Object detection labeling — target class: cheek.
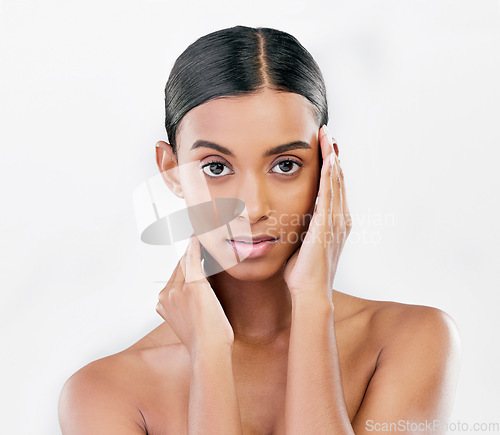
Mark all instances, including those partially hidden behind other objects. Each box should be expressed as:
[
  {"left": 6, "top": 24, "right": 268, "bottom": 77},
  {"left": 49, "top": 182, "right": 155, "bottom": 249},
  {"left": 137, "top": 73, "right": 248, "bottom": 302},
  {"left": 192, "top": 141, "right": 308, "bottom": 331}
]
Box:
[
  {"left": 178, "top": 159, "right": 213, "bottom": 204},
  {"left": 270, "top": 191, "right": 316, "bottom": 240},
  {"left": 275, "top": 177, "right": 318, "bottom": 215},
  {"left": 182, "top": 183, "right": 209, "bottom": 208}
]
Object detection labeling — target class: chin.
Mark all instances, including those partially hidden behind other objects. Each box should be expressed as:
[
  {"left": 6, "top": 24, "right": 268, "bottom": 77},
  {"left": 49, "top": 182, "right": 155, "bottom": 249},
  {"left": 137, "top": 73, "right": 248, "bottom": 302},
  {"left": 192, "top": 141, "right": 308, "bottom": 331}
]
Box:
[
  {"left": 199, "top": 236, "right": 288, "bottom": 281},
  {"left": 222, "top": 259, "right": 284, "bottom": 282}
]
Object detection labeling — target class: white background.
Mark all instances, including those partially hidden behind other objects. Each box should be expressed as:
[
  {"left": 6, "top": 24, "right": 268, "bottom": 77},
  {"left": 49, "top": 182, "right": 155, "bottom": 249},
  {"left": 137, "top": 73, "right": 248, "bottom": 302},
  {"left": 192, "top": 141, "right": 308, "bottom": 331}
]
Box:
[{"left": 1, "top": 0, "right": 499, "bottom": 433}]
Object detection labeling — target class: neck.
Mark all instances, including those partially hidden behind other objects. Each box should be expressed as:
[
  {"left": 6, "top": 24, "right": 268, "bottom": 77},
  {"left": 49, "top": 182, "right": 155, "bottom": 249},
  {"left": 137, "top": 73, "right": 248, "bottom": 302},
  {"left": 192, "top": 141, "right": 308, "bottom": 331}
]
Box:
[{"left": 205, "top": 263, "right": 292, "bottom": 346}]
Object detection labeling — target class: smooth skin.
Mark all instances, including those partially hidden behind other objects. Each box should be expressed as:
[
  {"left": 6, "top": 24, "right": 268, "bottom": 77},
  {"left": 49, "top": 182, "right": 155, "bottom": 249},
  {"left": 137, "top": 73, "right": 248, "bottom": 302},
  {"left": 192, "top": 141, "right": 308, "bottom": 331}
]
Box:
[{"left": 58, "top": 88, "right": 461, "bottom": 434}]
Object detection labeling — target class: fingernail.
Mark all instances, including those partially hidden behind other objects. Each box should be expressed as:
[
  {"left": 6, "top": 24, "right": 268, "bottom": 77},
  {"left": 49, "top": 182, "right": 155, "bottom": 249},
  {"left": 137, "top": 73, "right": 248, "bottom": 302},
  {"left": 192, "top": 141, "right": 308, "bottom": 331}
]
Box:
[{"left": 333, "top": 142, "right": 339, "bottom": 157}]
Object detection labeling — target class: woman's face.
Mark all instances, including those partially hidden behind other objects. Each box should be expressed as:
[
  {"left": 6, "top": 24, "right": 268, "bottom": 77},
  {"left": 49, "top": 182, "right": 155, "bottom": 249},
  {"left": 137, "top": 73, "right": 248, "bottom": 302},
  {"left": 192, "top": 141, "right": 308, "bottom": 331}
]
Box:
[{"left": 174, "top": 88, "right": 321, "bottom": 281}]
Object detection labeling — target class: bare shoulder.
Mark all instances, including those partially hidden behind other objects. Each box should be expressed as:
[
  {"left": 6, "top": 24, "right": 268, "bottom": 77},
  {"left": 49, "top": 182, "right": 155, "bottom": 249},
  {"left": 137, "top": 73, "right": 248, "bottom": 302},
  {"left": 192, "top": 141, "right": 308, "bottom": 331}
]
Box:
[
  {"left": 332, "top": 288, "right": 462, "bottom": 352},
  {"left": 333, "top": 289, "right": 462, "bottom": 429},
  {"left": 58, "top": 323, "right": 186, "bottom": 434},
  {"left": 58, "top": 352, "right": 148, "bottom": 434},
  {"left": 372, "top": 297, "right": 461, "bottom": 354}
]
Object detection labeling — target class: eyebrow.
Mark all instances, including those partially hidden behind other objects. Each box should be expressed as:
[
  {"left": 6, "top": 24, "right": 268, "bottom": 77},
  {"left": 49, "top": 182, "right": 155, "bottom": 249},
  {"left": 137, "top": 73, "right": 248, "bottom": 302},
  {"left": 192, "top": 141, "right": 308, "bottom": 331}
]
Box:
[{"left": 190, "top": 139, "right": 311, "bottom": 158}]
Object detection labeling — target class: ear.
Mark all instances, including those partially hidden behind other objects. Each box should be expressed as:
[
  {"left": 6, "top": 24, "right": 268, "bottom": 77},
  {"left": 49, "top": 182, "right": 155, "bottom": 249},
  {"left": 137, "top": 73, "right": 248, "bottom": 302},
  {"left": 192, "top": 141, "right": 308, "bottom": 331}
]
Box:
[{"left": 155, "top": 141, "right": 184, "bottom": 198}]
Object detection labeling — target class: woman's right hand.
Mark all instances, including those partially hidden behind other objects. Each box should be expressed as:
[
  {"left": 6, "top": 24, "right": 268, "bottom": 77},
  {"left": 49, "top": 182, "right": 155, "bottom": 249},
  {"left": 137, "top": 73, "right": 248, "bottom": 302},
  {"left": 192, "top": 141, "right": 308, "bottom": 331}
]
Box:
[{"left": 156, "top": 235, "right": 234, "bottom": 357}]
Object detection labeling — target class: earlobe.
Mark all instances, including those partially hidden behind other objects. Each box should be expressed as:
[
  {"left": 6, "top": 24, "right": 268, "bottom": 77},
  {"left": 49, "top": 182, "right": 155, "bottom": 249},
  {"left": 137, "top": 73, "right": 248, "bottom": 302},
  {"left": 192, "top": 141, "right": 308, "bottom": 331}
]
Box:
[{"left": 155, "top": 141, "right": 184, "bottom": 199}]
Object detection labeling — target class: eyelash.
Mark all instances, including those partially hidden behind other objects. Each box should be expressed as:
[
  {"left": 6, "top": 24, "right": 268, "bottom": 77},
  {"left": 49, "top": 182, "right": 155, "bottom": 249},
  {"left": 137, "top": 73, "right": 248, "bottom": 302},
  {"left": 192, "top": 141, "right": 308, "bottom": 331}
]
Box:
[{"left": 200, "top": 158, "right": 303, "bottom": 180}]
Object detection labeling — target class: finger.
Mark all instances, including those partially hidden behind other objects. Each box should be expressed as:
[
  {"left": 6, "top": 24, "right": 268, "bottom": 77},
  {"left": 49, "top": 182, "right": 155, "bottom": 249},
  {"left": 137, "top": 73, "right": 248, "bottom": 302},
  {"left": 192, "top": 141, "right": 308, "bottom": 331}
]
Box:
[
  {"left": 333, "top": 150, "right": 352, "bottom": 234},
  {"left": 177, "top": 250, "right": 187, "bottom": 283},
  {"left": 156, "top": 261, "right": 179, "bottom": 319},
  {"left": 163, "top": 260, "right": 181, "bottom": 292},
  {"left": 331, "top": 148, "right": 344, "bottom": 229},
  {"left": 157, "top": 255, "right": 186, "bottom": 318},
  {"left": 157, "top": 255, "right": 183, "bottom": 300},
  {"left": 315, "top": 125, "right": 335, "bottom": 223},
  {"left": 185, "top": 234, "right": 206, "bottom": 285},
  {"left": 319, "top": 124, "right": 334, "bottom": 164}
]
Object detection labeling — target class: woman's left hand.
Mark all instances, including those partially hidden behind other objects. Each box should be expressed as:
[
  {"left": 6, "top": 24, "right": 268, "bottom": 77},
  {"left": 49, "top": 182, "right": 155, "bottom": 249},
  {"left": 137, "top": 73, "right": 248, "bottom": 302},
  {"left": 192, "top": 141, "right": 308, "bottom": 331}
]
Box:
[{"left": 283, "top": 125, "right": 352, "bottom": 300}]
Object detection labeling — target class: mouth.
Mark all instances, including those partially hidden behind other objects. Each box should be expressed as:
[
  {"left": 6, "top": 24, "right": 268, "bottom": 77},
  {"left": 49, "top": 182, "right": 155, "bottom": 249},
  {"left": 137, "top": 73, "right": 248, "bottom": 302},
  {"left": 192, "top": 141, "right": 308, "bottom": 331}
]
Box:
[
  {"left": 228, "top": 238, "right": 278, "bottom": 244},
  {"left": 226, "top": 237, "right": 279, "bottom": 259},
  {"left": 228, "top": 234, "right": 279, "bottom": 243}
]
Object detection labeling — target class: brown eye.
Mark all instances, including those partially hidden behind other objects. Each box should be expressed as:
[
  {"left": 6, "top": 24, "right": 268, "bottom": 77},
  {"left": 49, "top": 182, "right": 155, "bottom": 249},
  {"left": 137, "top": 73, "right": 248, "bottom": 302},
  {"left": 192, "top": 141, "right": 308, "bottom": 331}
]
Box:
[
  {"left": 271, "top": 159, "right": 302, "bottom": 176},
  {"left": 201, "top": 160, "right": 232, "bottom": 179}
]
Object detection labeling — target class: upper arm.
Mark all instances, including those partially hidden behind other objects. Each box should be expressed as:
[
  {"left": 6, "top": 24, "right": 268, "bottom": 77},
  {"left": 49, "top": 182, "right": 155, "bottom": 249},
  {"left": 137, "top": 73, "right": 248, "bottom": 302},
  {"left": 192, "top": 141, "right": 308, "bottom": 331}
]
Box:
[
  {"left": 352, "top": 306, "right": 462, "bottom": 434},
  {"left": 58, "top": 363, "right": 147, "bottom": 435}
]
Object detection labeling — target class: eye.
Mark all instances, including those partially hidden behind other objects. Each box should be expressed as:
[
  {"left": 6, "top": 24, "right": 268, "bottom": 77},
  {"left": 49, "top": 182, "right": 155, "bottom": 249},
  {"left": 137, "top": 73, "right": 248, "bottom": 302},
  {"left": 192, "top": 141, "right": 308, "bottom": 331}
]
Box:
[
  {"left": 201, "top": 159, "right": 232, "bottom": 179},
  {"left": 200, "top": 157, "right": 303, "bottom": 180},
  {"left": 271, "top": 158, "right": 302, "bottom": 176}
]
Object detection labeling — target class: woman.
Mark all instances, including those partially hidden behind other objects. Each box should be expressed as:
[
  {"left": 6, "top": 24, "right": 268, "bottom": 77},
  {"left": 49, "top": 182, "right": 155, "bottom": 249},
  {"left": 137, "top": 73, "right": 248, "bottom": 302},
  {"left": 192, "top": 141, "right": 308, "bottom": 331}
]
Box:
[{"left": 58, "top": 25, "right": 461, "bottom": 434}]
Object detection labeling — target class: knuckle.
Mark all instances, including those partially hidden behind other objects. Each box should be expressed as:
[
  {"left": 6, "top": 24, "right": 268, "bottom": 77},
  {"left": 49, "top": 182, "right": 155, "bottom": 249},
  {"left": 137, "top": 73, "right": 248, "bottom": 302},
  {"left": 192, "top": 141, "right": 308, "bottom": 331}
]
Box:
[
  {"left": 334, "top": 220, "right": 347, "bottom": 235},
  {"left": 159, "top": 285, "right": 174, "bottom": 301},
  {"left": 155, "top": 301, "right": 162, "bottom": 314},
  {"left": 168, "top": 287, "right": 176, "bottom": 300},
  {"left": 346, "top": 216, "right": 353, "bottom": 229}
]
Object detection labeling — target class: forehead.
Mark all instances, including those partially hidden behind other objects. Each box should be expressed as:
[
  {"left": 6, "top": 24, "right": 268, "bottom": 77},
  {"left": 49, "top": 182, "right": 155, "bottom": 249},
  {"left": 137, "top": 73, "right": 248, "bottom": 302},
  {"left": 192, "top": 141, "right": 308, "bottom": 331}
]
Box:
[{"left": 176, "top": 89, "right": 318, "bottom": 155}]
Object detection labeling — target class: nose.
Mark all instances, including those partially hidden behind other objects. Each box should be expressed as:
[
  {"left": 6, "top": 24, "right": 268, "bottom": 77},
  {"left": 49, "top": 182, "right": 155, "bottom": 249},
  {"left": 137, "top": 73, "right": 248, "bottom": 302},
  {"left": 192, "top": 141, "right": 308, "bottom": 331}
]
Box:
[{"left": 234, "top": 173, "right": 272, "bottom": 224}]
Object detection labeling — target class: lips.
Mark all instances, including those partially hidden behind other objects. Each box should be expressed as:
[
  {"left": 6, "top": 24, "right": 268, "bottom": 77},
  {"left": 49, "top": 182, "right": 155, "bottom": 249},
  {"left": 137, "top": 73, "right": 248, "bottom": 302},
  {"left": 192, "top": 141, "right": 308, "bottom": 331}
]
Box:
[
  {"left": 231, "top": 239, "right": 277, "bottom": 245},
  {"left": 229, "top": 235, "right": 278, "bottom": 243},
  {"left": 226, "top": 237, "right": 278, "bottom": 258}
]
